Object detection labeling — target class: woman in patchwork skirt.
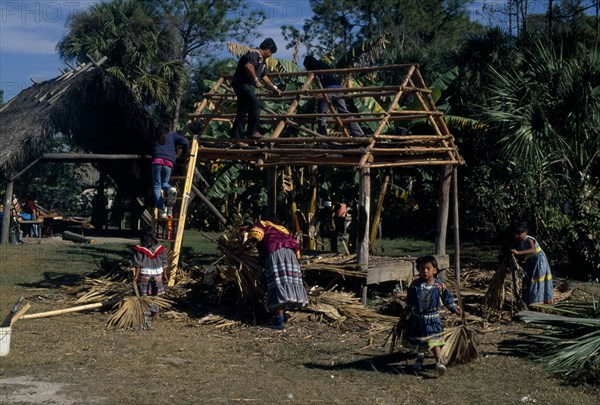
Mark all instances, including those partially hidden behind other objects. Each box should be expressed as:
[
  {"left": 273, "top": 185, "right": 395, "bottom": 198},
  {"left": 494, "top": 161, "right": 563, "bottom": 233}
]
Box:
[{"left": 246, "top": 219, "right": 309, "bottom": 329}]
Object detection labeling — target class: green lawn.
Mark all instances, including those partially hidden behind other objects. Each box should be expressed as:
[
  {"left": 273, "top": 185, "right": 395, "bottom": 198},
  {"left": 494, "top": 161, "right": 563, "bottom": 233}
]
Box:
[{"left": 0, "top": 231, "right": 500, "bottom": 316}]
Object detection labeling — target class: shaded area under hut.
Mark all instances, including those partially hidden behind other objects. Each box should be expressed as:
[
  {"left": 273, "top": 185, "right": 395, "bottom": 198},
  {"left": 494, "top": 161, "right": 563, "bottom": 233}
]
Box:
[{"left": 0, "top": 57, "right": 159, "bottom": 243}]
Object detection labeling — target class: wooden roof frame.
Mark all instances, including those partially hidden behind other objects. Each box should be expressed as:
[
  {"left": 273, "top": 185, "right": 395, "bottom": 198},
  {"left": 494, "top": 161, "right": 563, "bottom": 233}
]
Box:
[
  {"left": 184, "top": 64, "right": 464, "bottom": 289},
  {"left": 185, "top": 64, "right": 463, "bottom": 169}
]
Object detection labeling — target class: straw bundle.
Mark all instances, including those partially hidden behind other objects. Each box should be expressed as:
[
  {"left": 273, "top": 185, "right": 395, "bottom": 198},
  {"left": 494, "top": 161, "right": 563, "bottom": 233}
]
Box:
[
  {"left": 484, "top": 254, "right": 525, "bottom": 319},
  {"left": 106, "top": 284, "right": 173, "bottom": 330}
]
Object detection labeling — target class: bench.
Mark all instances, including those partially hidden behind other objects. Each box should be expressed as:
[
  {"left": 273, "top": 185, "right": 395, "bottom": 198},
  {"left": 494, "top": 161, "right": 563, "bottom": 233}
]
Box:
[{"left": 17, "top": 220, "right": 44, "bottom": 238}]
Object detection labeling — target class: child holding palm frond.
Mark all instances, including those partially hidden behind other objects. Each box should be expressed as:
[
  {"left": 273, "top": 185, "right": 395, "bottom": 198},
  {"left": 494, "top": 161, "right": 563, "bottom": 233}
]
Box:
[
  {"left": 402, "top": 255, "right": 462, "bottom": 376},
  {"left": 133, "top": 225, "right": 168, "bottom": 297},
  {"left": 511, "top": 222, "right": 553, "bottom": 308}
]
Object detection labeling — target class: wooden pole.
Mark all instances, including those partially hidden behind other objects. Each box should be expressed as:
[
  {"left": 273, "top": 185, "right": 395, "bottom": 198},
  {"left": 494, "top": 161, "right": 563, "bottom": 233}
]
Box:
[
  {"left": 452, "top": 166, "right": 462, "bottom": 309},
  {"left": 357, "top": 168, "right": 371, "bottom": 271},
  {"left": 271, "top": 74, "right": 315, "bottom": 139},
  {"left": 190, "top": 184, "right": 227, "bottom": 226},
  {"left": 1, "top": 180, "right": 14, "bottom": 244},
  {"left": 435, "top": 165, "right": 452, "bottom": 283},
  {"left": 20, "top": 299, "right": 119, "bottom": 320},
  {"left": 267, "top": 167, "right": 277, "bottom": 218},
  {"left": 306, "top": 165, "right": 318, "bottom": 250},
  {"left": 369, "top": 173, "right": 390, "bottom": 250}
]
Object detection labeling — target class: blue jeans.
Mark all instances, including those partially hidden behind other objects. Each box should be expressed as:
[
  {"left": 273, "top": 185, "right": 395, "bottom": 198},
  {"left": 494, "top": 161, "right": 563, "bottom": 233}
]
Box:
[
  {"left": 152, "top": 164, "right": 172, "bottom": 209},
  {"left": 318, "top": 85, "right": 364, "bottom": 136}
]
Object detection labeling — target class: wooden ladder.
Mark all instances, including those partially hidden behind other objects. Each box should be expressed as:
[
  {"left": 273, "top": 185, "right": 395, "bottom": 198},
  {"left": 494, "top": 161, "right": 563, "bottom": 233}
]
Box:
[{"left": 153, "top": 136, "right": 199, "bottom": 286}]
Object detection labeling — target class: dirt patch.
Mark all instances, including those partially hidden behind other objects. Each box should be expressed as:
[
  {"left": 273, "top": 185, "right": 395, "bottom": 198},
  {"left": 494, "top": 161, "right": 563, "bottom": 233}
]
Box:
[
  {"left": 0, "top": 375, "right": 105, "bottom": 405},
  {"left": 1, "top": 241, "right": 599, "bottom": 404},
  {"left": 1, "top": 305, "right": 599, "bottom": 405}
]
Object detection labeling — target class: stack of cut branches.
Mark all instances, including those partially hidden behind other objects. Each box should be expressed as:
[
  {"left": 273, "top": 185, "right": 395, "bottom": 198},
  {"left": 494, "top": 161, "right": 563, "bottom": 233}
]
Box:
[
  {"left": 213, "top": 231, "right": 267, "bottom": 315},
  {"left": 484, "top": 254, "right": 525, "bottom": 319}
]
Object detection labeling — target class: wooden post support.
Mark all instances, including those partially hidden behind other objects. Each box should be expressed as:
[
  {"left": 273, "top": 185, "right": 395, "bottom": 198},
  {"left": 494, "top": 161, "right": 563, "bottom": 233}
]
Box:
[
  {"left": 435, "top": 166, "right": 452, "bottom": 254},
  {"left": 452, "top": 166, "right": 462, "bottom": 309},
  {"left": 369, "top": 173, "right": 390, "bottom": 249},
  {"left": 357, "top": 168, "right": 371, "bottom": 271},
  {"left": 267, "top": 167, "right": 277, "bottom": 218},
  {"left": 1, "top": 180, "right": 14, "bottom": 244},
  {"left": 306, "top": 165, "right": 318, "bottom": 250}
]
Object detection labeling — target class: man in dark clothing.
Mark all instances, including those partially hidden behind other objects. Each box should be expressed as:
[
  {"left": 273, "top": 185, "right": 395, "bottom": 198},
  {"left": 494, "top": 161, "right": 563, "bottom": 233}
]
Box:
[
  {"left": 303, "top": 55, "right": 365, "bottom": 137},
  {"left": 231, "top": 38, "right": 282, "bottom": 140}
]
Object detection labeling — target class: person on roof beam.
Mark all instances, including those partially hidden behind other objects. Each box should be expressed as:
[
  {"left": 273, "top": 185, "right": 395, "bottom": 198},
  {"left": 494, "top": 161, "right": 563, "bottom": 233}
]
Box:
[
  {"left": 231, "top": 38, "right": 282, "bottom": 141},
  {"left": 303, "top": 55, "right": 365, "bottom": 137}
]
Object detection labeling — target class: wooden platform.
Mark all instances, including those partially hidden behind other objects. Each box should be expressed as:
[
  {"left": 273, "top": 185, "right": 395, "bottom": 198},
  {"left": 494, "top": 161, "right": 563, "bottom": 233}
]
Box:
[{"left": 366, "top": 254, "right": 450, "bottom": 285}]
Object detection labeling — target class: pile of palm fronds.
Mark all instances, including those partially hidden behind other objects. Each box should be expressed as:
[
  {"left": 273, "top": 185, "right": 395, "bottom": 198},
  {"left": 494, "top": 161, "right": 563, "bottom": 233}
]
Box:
[
  {"left": 303, "top": 287, "right": 397, "bottom": 328},
  {"left": 512, "top": 302, "right": 600, "bottom": 384},
  {"left": 484, "top": 254, "right": 525, "bottom": 319},
  {"left": 61, "top": 248, "right": 179, "bottom": 305},
  {"left": 210, "top": 231, "right": 267, "bottom": 316}
]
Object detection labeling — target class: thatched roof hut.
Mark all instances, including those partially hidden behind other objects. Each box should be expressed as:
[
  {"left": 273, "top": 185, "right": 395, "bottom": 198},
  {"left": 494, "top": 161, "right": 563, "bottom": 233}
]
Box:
[{"left": 0, "top": 62, "right": 158, "bottom": 197}]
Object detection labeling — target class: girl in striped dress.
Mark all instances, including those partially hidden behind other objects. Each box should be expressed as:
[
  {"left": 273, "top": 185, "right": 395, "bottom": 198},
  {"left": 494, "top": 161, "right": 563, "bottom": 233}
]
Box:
[
  {"left": 246, "top": 219, "right": 309, "bottom": 330},
  {"left": 511, "top": 222, "right": 553, "bottom": 307},
  {"left": 402, "top": 255, "right": 462, "bottom": 375},
  {"left": 133, "top": 225, "right": 168, "bottom": 296}
]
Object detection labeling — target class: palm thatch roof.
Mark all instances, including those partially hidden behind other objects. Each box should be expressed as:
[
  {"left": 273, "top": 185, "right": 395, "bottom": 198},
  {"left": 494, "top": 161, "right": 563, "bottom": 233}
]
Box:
[{"left": 0, "top": 61, "right": 158, "bottom": 196}]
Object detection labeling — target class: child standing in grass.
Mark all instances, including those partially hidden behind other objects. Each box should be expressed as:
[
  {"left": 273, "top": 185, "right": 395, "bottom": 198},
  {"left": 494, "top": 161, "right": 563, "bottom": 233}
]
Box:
[
  {"left": 402, "top": 255, "right": 462, "bottom": 376},
  {"left": 133, "top": 225, "right": 168, "bottom": 296},
  {"left": 511, "top": 222, "right": 553, "bottom": 308}
]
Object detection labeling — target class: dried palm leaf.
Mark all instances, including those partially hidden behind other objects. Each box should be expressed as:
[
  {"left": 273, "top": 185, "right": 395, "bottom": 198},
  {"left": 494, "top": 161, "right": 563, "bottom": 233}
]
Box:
[
  {"left": 212, "top": 231, "right": 267, "bottom": 314},
  {"left": 439, "top": 319, "right": 480, "bottom": 366}
]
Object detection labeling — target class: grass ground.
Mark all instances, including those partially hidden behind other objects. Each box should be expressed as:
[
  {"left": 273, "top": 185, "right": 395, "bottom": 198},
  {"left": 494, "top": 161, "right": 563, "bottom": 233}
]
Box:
[{"left": 1, "top": 232, "right": 598, "bottom": 405}]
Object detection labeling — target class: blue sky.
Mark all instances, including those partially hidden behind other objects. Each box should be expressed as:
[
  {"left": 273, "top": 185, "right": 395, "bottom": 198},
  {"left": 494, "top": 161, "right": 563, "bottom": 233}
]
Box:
[{"left": 0, "top": 0, "right": 313, "bottom": 101}]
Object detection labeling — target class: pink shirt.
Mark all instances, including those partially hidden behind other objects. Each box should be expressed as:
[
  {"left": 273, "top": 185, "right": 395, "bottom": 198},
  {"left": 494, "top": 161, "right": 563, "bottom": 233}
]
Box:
[{"left": 152, "top": 157, "right": 174, "bottom": 167}]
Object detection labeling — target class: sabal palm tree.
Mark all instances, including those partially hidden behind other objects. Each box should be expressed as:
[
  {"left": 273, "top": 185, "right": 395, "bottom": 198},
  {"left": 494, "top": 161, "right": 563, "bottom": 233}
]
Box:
[
  {"left": 57, "top": 0, "right": 184, "bottom": 110},
  {"left": 484, "top": 37, "right": 600, "bottom": 274}
]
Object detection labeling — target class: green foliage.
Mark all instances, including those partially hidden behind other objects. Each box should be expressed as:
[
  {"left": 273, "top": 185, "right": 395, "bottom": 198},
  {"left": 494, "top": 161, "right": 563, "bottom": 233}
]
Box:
[
  {"left": 152, "top": 0, "right": 265, "bottom": 61},
  {"left": 57, "top": 0, "right": 185, "bottom": 110},
  {"left": 283, "top": 0, "right": 479, "bottom": 56},
  {"left": 564, "top": 179, "right": 600, "bottom": 279}
]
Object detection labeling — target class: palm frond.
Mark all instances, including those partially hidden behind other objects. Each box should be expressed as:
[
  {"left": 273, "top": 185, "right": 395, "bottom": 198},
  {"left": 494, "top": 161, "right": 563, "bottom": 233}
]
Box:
[{"left": 512, "top": 303, "right": 600, "bottom": 383}]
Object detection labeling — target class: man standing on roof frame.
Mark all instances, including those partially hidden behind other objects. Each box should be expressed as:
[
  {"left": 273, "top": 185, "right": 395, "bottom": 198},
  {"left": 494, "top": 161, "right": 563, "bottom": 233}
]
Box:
[
  {"left": 303, "top": 55, "right": 365, "bottom": 137},
  {"left": 230, "top": 38, "right": 282, "bottom": 141}
]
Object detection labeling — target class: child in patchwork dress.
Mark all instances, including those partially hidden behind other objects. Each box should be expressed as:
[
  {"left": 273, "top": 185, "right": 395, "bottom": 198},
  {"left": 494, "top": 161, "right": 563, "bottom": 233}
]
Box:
[
  {"left": 402, "top": 255, "right": 462, "bottom": 376},
  {"left": 133, "top": 225, "right": 168, "bottom": 297},
  {"left": 511, "top": 222, "right": 553, "bottom": 308},
  {"left": 246, "top": 219, "right": 309, "bottom": 330}
]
